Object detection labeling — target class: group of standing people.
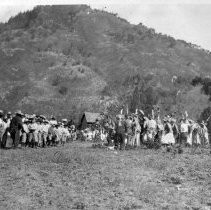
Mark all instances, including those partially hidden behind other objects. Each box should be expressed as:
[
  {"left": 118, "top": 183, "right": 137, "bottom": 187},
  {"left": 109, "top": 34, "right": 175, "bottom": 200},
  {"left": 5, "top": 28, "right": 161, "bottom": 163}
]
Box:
[
  {"left": 0, "top": 110, "right": 77, "bottom": 149},
  {"left": 0, "top": 108, "right": 209, "bottom": 152},
  {"left": 90, "top": 109, "right": 210, "bottom": 151}
]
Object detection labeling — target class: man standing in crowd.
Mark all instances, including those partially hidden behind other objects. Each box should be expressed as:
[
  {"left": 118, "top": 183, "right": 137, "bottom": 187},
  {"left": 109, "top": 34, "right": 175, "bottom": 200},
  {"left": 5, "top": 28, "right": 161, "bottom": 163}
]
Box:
[
  {"left": 9, "top": 110, "right": 24, "bottom": 149},
  {"left": 0, "top": 110, "right": 5, "bottom": 147},
  {"left": 133, "top": 114, "right": 141, "bottom": 147},
  {"left": 125, "top": 115, "right": 134, "bottom": 146},
  {"left": 28, "top": 117, "right": 38, "bottom": 148},
  {"left": 41, "top": 120, "right": 50, "bottom": 147},
  {"left": 179, "top": 116, "right": 190, "bottom": 146},
  {"left": 114, "top": 114, "right": 127, "bottom": 150}
]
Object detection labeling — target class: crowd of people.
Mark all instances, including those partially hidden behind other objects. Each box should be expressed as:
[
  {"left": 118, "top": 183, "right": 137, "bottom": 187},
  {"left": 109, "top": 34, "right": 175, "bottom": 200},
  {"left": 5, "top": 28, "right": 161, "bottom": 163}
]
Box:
[
  {"left": 0, "top": 108, "right": 210, "bottom": 152},
  {"left": 0, "top": 110, "right": 77, "bottom": 149},
  {"left": 82, "top": 109, "right": 210, "bottom": 151}
]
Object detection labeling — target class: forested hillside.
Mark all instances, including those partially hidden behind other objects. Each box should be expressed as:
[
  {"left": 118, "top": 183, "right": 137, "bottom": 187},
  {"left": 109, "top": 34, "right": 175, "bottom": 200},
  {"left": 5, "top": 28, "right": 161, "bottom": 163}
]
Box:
[{"left": 0, "top": 5, "right": 210, "bottom": 123}]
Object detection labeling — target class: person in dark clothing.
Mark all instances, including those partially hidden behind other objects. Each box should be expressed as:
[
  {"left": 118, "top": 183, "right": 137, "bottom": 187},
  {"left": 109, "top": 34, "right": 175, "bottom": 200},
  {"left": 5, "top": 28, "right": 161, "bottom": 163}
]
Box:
[
  {"left": 9, "top": 110, "right": 24, "bottom": 149},
  {"left": 114, "top": 115, "right": 127, "bottom": 150}
]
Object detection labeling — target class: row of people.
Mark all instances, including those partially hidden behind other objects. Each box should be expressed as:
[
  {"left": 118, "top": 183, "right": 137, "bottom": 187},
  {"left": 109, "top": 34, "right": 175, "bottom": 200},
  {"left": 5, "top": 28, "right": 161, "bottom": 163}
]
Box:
[
  {"left": 0, "top": 110, "right": 77, "bottom": 149},
  {"left": 83, "top": 110, "right": 210, "bottom": 150}
]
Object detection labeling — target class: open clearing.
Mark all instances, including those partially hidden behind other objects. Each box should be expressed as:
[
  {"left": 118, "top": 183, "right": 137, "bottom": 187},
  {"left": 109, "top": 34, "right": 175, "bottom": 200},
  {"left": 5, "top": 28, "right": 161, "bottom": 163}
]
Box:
[{"left": 0, "top": 142, "right": 210, "bottom": 210}]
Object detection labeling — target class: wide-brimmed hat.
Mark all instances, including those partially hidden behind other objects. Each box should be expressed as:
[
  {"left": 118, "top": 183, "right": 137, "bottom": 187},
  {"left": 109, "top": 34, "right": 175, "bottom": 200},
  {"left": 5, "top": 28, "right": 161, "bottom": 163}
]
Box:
[
  {"left": 16, "top": 110, "right": 23, "bottom": 116},
  {"left": 163, "top": 117, "right": 169, "bottom": 122},
  {"left": 170, "top": 118, "right": 176, "bottom": 123},
  {"left": 39, "top": 115, "right": 46, "bottom": 119},
  {"left": 116, "top": 114, "right": 124, "bottom": 120}
]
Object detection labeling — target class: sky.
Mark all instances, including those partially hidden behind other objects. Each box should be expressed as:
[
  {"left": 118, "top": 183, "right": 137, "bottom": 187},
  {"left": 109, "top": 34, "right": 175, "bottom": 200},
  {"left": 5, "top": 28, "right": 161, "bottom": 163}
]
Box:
[{"left": 0, "top": 0, "right": 211, "bottom": 50}]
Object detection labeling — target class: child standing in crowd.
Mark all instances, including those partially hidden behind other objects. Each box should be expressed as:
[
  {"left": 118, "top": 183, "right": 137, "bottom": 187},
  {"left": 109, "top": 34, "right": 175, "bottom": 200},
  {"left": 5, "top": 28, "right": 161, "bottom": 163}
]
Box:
[
  {"left": 61, "top": 125, "right": 70, "bottom": 146},
  {"left": 28, "top": 118, "right": 38, "bottom": 148}
]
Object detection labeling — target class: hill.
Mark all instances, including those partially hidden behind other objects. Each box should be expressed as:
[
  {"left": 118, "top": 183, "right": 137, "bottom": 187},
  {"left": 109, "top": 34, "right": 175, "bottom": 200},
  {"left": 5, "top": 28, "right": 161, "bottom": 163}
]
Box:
[{"left": 0, "top": 5, "right": 210, "bottom": 122}]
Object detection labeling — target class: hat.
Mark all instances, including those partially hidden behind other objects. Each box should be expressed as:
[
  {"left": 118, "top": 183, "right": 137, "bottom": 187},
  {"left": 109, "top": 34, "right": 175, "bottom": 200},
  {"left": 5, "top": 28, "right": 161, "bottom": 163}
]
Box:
[
  {"left": 163, "top": 117, "right": 169, "bottom": 122},
  {"left": 40, "top": 115, "right": 46, "bottom": 119},
  {"left": 23, "top": 118, "right": 29, "bottom": 123},
  {"left": 62, "top": 119, "right": 67, "bottom": 122},
  {"left": 0, "top": 110, "right": 3, "bottom": 114},
  {"left": 16, "top": 110, "right": 23, "bottom": 116},
  {"left": 7, "top": 111, "right": 11, "bottom": 115},
  {"left": 170, "top": 118, "right": 176, "bottom": 123},
  {"left": 117, "top": 114, "right": 124, "bottom": 119}
]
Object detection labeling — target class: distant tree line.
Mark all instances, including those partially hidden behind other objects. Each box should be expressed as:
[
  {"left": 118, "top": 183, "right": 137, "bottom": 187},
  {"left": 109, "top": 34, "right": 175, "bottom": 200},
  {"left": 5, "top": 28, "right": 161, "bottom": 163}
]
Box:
[{"left": 7, "top": 7, "right": 40, "bottom": 29}]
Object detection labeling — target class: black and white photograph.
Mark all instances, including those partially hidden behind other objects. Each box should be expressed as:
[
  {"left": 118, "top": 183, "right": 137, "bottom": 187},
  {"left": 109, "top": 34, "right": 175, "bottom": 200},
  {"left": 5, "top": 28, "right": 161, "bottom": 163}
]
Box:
[{"left": 0, "top": 0, "right": 210, "bottom": 209}]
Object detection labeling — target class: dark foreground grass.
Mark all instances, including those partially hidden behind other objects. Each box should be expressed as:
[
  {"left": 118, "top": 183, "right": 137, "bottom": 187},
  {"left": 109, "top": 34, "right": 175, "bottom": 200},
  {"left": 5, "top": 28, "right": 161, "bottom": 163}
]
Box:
[{"left": 0, "top": 142, "right": 210, "bottom": 210}]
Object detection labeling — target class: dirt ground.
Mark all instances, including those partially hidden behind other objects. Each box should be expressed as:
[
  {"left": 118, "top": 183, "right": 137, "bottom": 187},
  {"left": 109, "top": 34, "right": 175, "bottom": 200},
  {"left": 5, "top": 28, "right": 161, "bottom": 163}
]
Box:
[{"left": 0, "top": 142, "right": 210, "bottom": 210}]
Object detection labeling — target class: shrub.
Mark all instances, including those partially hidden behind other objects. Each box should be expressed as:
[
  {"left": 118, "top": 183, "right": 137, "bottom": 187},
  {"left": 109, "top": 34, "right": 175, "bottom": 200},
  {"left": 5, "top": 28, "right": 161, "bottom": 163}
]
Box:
[
  {"left": 191, "top": 76, "right": 203, "bottom": 86},
  {"left": 101, "top": 86, "right": 111, "bottom": 97},
  {"left": 52, "top": 76, "right": 61, "bottom": 86},
  {"left": 72, "top": 60, "right": 80, "bottom": 66},
  {"left": 127, "top": 33, "right": 134, "bottom": 44},
  {"left": 201, "top": 78, "right": 211, "bottom": 96},
  {"left": 62, "top": 48, "right": 71, "bottom": 56},
  {"left": 191, "top": 76, "right": 211, "bottom": 99},
  {"left": 82, "top": 60, "right": 92, "bottom": 67},
  {"left": 59, "top": 86, "right": 68, "bottom": 95}
]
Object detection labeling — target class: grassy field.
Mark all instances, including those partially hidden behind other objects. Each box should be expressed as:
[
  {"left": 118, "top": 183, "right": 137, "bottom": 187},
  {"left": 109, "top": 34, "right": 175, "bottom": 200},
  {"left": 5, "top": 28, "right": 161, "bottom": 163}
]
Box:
[{"left": 0, "top": 142, "right": 211, "bottom": 210}]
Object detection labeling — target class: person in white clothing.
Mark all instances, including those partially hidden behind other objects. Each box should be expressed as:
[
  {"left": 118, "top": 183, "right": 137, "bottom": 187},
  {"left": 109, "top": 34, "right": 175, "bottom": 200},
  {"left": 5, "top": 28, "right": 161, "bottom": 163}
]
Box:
[
  {"left": 61, "top": 125, "right": 70, "bottom": 145},
  {"left": 4, "top": 112, "right": 12, "bottom": 130},
  {"left": 36, "top": 120, "right": 43, "bottom": 147},
  {"left": 41, "top": 120, "right": 50, "bottom": 147},
  {"left": 49, "top": 116, "right": 57, "bottom": 126},
  {"left": 161, "top": 117, "right": 175, "bottom": 145},
  {"left": 133, "top": 115, "right": 141, "bottom": 147},
  {"left": 0, "top": 110, "right": 6, "bottom": 147},
  {"left": 144, "top": 114, "right": 157, "bottom": 142},
  {"left": 21, "top": 119, "right": 29, "bottom": 147},
  {"left": 179, "top": 118, "right": 190, "bottom": 146}
]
